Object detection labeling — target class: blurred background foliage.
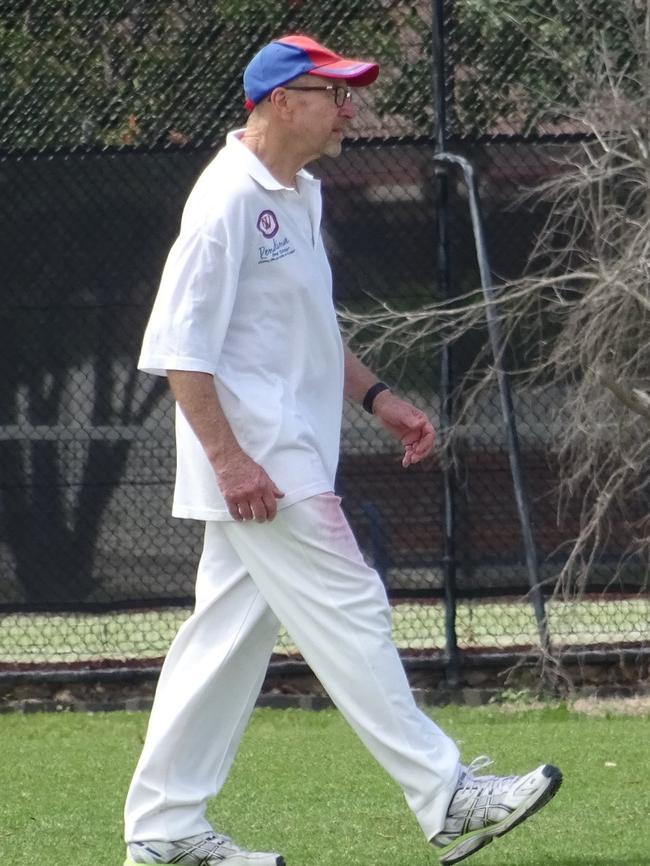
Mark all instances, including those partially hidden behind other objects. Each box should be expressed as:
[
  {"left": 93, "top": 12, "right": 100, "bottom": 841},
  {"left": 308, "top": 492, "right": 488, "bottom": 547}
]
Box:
[{"left": 1, "top": 0, "right": 641, "bottom": 153}]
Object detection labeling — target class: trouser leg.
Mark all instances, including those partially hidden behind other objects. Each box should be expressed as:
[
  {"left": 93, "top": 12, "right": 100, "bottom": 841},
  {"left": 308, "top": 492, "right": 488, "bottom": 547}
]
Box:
[
  {"left": 222, "top": 493, "right": 460, "bottom": 840},
  {"left": 125, "top": 524, "right": 280, "bottom": 842}
]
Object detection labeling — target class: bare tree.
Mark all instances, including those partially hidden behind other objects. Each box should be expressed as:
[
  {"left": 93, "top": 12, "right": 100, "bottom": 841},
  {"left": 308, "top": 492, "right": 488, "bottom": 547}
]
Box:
[{"left": 340, "top": 0, "right": 650, "bottom": 597}]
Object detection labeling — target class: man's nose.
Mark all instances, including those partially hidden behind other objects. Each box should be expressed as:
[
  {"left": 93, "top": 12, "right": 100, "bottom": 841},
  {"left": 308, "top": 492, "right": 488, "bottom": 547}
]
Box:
[{"left": 338, "top": 100, "right": 356, "bottom": 119}]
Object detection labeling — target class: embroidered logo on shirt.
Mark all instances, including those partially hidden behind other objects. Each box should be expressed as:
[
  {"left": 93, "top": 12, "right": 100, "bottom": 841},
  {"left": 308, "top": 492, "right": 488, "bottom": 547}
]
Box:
[
  {"left": 257, "top": 209, "right": 279, "bottom": 238},
  {"left": 258, "top": 235, "right": 296, "bottom": 264}
]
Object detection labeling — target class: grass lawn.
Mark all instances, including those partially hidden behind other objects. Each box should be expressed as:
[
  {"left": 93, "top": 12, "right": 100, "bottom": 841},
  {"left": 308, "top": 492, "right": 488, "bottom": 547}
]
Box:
[
  {"left": 2, "top": 597, "right": 649, "bottom": 664},
  {"left": 1, "top": 702, "right": 649, "bottom": 866}
]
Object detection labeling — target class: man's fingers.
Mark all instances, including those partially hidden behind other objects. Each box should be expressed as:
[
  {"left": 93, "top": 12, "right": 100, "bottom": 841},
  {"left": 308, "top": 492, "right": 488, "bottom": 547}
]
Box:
[
  {"left": 401, "top": 426, "right": 436, "bottom": 467},
  {"left": 236, "top": 501, "right": 254, "bottom": 521},
  {"left": 220, "top": 466, "right": 285, "bottom": 522},
  {"left": 227, "top": 503, "right": 242, "bottom": 521},
  {"left": 231, "top": 488, "right": 285, "bottom": 524},
  {"left": 251, "top": 503, "right": 268, "bottom": 522},
  {"left": 402, "top": 443, "right": 420, "bottom": 467},
  {"left": 414, "top": 428, "right": 435, "bottom": 455},
  {"left": 258, "top": 492, "right": 279, "bottom": 521}
]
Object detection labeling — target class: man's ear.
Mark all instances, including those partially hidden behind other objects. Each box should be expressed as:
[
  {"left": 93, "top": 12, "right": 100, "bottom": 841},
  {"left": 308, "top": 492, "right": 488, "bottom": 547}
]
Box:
[{"left": 268, "top": 87, "right": 292, "bottom": 119}]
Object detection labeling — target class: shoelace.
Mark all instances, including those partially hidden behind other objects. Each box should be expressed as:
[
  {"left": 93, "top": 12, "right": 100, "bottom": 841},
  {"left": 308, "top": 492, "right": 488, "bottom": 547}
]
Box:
[
  {"left": 466, "top": 755, "right": 494, "bottom": 775},
  {"left": 181, "top": 833, "right": 238, "bottom": 859},
  {"left": 460, "top": 756, "right": 519, "bottom": 796}
]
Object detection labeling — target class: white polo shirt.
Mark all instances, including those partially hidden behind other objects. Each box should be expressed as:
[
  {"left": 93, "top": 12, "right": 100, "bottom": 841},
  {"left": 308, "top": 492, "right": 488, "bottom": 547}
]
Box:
[{"left": 138, "top": 130, "right": 344, "bottom": 520}]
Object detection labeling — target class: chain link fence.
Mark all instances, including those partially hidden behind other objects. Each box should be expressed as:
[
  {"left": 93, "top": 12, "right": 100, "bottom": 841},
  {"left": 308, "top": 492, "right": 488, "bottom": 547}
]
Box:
[{"left": 1, "top": 0, "right": 648, "bottom": 679}]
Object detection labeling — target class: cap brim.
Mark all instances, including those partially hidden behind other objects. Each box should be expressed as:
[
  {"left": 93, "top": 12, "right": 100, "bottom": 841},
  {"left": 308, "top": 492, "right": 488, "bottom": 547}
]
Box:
[{"left": 308, "top": 59, "right": 379, "bottom": 87}]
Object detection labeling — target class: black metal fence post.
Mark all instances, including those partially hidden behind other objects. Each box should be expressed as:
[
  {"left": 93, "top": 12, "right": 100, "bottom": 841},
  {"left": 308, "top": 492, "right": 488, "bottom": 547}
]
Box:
[
  {"left": 432, "top": 0, "right": 460, "bottom": 686},
  {"left": 432, "top": 151, "right": 552, "bottom": 655}
]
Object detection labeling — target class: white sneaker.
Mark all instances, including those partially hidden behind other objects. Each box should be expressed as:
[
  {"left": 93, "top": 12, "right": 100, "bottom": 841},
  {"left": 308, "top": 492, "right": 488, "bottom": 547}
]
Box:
[
  {"left": 125, "top": 831, "right": 285, "bottom": 866},
  {"left": 431, "top": 757, "right": 562, "bottom": 864}
]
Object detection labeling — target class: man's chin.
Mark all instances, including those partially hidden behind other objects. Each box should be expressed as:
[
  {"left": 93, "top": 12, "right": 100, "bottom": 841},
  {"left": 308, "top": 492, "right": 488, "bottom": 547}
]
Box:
[{"left": 322, "top": 138, "right": 343, "bottom": 158}]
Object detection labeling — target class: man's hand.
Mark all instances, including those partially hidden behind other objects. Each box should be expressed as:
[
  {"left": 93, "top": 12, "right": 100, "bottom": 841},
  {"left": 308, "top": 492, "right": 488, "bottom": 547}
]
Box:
[
  {"left": 214, "top": 448, "right": 285, "bottom": 522},
  {"left": 372, "top": 390, "right": 436, "bottom": 468},
  {"left": 166, "top": 370, "right": 285, "bottom": 523}
]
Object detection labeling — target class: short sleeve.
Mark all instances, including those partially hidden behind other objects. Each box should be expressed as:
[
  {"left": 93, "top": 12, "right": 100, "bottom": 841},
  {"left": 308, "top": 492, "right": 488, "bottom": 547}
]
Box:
[{"left": 138, "top": 229, "right": 240, "bottom": 377}]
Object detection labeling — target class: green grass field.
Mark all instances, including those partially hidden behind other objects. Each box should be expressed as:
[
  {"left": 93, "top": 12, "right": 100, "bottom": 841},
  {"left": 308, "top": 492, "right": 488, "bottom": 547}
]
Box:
[
  {"left": 2, "top": 702, "right": 649, "bottom": 866},
  {"left": 2, "top": 597, "right": 649, "bottom": 664}
]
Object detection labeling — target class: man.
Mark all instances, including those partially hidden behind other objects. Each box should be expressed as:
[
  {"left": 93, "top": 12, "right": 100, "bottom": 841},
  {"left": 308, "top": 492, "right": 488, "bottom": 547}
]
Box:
[{"left": 124, "top": 34, "right": 562, "bottom": 866}]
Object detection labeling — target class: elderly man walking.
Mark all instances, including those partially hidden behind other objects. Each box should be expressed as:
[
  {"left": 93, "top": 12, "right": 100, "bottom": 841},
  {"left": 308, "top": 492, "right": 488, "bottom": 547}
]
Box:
[{"left": 123, "top": 34, "right": 562, "bottom": 866}]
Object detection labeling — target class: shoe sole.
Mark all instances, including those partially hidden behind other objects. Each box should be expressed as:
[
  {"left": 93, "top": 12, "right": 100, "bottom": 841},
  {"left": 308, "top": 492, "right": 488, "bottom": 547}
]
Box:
[
  {"left": 124, "top": 856, "right": 285, "bottom": 866},
  {"left": 437, "top": 764, "right": 563, "bottom": 865}
]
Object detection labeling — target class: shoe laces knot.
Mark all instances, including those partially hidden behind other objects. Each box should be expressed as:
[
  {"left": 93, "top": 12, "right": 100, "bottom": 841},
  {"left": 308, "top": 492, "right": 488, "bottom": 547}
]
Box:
[
  {"left": 466, "top": 755, "right": 494, "bottom": 775},
  {"left": 460, "top": 755, "right": 494, "bottom": 787},
  {"left": 461, "top": 755, "right": 520, "bottom": 797}
]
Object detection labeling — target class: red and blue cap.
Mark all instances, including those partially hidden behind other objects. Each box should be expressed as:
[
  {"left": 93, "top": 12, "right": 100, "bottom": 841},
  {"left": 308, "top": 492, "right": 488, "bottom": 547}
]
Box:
[{"left": 243, "top": 34, "right": 379, "bottom": 111}]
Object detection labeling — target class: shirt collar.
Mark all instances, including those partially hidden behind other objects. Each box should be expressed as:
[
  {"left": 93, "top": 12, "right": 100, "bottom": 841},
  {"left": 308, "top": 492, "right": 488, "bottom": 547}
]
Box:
[{"left": 226, "top": 129, "right": 318, "bottom": 192}]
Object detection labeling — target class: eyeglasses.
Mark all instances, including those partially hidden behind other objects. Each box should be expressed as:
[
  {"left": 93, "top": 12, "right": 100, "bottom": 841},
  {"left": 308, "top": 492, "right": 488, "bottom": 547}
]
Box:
[{"left": 282, "top": 84, "right": 353, "bottom": 108}]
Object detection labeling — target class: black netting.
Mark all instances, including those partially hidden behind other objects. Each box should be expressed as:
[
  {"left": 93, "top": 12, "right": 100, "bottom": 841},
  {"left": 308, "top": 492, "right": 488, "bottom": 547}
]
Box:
[{"left": 1, "top": 0, "right": 647, "bottom": 675}]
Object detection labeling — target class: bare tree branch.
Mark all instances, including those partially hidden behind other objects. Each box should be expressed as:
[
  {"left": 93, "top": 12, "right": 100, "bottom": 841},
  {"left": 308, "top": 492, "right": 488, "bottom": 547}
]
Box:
[{"left": 339, "top": 0, "right": 650, "bottom": 603}]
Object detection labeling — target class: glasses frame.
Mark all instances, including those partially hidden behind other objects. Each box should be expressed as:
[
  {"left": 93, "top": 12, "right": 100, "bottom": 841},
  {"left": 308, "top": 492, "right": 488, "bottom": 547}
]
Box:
[{"left": 282, "top": 84, "right": 353, "bottom": 108}]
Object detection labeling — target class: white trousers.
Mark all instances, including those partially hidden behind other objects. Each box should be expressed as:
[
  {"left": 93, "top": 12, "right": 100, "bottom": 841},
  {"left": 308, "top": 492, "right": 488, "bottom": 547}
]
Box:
[{"left": 124, "top": 493, "right": 459, "bottom": 843}]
